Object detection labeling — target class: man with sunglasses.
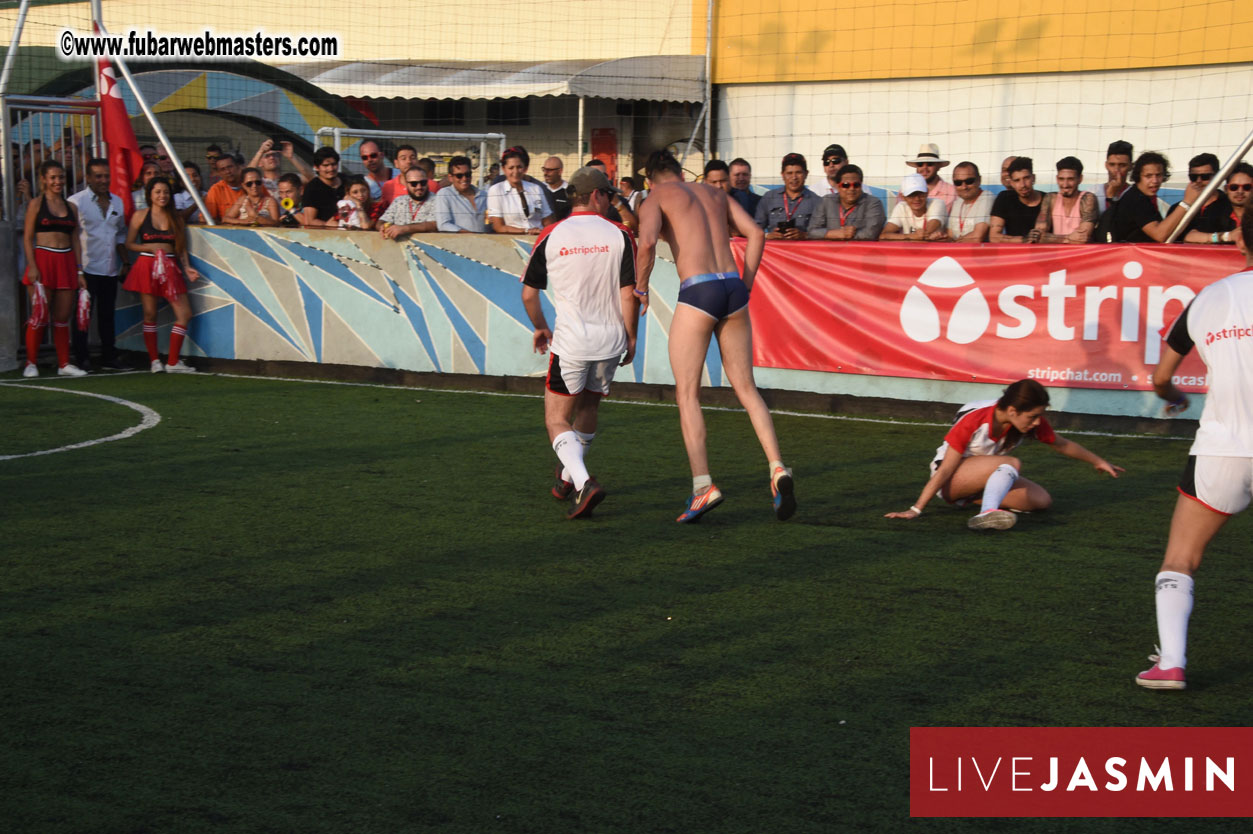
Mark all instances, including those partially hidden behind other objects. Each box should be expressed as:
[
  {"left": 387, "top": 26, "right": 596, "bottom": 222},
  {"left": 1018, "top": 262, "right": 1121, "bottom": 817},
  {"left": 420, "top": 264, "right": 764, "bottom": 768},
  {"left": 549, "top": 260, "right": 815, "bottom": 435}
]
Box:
[
  {"left": 358, "top": 140, "right": 397, "bottom": 202},
  {"left": 248, "top": 138, "right": 314, "bottom": 201},
  {"left": 1173, "top": 153, "right": 1234, "bottom": 244},
  {"left": 817, "top": 144, "right": 849, "bottom": 197},
  {"left": 1224, "top": 163, "right": 1253, "bottom": 240},
  {"left": 903, "top": 143, "right": 956, "bottom": 211},
  {"left": 434, "top": 155, "right": 487, "bottom": 233},
  {"left": 381, "top": 145, "right": 419, "bottom": 204},
  {"left": 945, "top": 162, "right": 993, "bottom": 242},
  {"left": 808, "top": 163, "right": 885, "bottom": 241},
  {"left": 379, "top": 170, "right": 437, "bottom": 238}
]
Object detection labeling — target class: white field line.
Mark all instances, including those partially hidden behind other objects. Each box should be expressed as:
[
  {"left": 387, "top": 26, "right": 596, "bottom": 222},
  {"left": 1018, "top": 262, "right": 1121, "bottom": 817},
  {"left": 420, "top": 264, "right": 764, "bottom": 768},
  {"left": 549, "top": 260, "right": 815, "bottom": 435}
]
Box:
[
  {"left": 0, "top": 383, "right": 161, "bottom": 460},
  {"left": 204, "top": 373, "right": 1191, "bottom": 441}
]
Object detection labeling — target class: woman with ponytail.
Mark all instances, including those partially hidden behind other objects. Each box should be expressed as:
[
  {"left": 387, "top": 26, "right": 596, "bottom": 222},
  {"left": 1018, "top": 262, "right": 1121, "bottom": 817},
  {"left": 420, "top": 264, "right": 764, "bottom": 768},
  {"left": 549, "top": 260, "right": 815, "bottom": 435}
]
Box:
[
  {"left": 124, "top": 176, "right": 202, "bottom": 372},
  {"left": 886, "top": 379, "right": 1124, "bottom": 530},
  {"left": 21, "top": 159, "right": 86, "bottom": 377}
]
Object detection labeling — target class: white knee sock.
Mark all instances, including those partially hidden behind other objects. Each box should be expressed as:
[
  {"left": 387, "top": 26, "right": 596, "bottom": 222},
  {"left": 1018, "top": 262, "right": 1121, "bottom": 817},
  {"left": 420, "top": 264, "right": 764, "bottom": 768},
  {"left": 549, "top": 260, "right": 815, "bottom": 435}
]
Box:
[
  {"left": 560, "top": 431, "right": 595, "bottom": 482},
  {"left": 980, "top": 464, "right": 1019, "bottom": 514},
  {"left": 1154, "top": 571, "right": 1194, "bottom": 670},
  {"left": 553, "top": 431, "right": 590, "bottom": 491}
]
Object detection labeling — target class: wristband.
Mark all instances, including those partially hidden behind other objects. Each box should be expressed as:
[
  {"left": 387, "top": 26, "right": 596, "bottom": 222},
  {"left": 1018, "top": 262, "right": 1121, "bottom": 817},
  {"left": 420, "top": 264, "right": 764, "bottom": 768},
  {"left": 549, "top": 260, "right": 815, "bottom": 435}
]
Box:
[
  {"left": 909, "top": 505, "right": 922, "bottom": 515},
  {"left": 1211, "top": 233, "right": 1219, "bottom": 244},
  {"left": 633, "top": 289, "right": 649, "bottom": 298},
  {"left": 1179, "top": 201, "right": 1192, "bottom": 211}
]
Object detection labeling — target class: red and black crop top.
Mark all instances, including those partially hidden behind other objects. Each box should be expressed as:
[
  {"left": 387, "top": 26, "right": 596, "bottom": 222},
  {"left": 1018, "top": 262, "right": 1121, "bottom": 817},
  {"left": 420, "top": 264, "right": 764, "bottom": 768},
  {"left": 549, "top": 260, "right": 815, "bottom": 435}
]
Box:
[
  {"left": 35, "top": 198, "right": 77, "bottom": 233},
  {"left": 138, "top": 211, "right": 176, "bottom": 245}
]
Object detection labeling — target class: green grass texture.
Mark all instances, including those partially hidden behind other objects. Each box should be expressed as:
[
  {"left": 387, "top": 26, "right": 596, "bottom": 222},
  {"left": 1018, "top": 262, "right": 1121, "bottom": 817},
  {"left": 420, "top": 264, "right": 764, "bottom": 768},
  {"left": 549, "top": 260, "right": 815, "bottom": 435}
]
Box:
[{"left": 2, "top": 372, "right": 1249, "bottom": 833}]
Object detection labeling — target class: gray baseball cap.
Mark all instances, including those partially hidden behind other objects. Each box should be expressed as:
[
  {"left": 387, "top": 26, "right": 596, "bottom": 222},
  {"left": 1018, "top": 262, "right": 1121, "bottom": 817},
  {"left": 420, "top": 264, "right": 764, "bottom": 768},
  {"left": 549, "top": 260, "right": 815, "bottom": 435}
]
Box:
[{"left": 568, "top": 166, "right": 622, "bottom": 197}]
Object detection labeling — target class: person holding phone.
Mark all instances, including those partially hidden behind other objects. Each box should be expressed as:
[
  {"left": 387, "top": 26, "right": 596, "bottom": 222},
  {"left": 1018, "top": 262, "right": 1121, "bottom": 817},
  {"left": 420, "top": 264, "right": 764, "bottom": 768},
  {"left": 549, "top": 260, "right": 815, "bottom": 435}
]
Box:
[{"left": 754, "top": 152, "right": 820, "bottom": 240}]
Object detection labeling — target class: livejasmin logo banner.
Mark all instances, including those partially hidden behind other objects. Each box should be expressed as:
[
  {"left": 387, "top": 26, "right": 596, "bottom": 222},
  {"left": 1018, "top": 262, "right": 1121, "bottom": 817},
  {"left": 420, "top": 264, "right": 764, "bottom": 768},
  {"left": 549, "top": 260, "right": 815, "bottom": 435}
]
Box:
[
  {"left": 910, "top": 727, "right": 1253, "bottom": 817},
  {"left": 739, "top": 241, "right": 1244, "bottom": 392}
]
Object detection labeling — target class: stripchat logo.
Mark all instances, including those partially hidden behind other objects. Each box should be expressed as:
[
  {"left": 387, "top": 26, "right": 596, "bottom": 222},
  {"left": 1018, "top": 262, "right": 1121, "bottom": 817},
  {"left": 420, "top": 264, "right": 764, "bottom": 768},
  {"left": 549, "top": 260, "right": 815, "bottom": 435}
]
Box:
[
  {"left": 899, "top": 257, "right": 990, "bottom": 344},
  {"left": 557, "top": 244, "right": 610, "bottom": 257},
  {"left": 898, "top": 256, "right": 1197, "bottom": 364}
]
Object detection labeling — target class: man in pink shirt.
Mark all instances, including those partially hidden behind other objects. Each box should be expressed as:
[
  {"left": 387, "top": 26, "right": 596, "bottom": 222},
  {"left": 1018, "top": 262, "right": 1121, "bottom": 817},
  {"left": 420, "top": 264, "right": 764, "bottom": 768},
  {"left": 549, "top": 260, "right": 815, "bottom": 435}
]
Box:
[{"left": 903, "top": 142, "right": 956, "bottom": 212}]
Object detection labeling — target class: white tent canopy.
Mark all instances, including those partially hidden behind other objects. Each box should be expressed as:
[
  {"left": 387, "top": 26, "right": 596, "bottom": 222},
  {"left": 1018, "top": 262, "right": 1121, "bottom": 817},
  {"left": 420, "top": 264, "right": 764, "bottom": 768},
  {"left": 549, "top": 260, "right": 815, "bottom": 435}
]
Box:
[{"left": 278, "top": 56, "right": 705, "bottom": 103}]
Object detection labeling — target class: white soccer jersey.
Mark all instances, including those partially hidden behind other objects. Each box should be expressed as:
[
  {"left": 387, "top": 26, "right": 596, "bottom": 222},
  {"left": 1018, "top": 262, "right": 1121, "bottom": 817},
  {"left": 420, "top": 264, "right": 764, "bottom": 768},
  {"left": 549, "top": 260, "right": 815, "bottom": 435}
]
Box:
[
  {"left": 1164, "top": 269, "right": 1253, "bottom": 457},
  {"left": 521, "top": 212, "right": 635, "bottom": 361}
]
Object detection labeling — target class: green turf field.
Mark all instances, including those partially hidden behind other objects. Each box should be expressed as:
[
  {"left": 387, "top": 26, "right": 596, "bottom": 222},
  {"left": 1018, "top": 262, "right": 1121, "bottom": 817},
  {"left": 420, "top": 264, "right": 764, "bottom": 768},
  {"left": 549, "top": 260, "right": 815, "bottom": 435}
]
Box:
[{"left": 2, "top": 371, "right": 1249, "bottom": 833}]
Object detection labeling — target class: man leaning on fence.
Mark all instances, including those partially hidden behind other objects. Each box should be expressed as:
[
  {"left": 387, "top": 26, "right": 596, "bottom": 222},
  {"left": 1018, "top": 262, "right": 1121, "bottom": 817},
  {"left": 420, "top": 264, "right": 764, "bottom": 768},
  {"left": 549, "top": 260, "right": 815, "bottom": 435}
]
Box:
[{"left": 434, "top": 156, "right": 487, "bottom": 233}]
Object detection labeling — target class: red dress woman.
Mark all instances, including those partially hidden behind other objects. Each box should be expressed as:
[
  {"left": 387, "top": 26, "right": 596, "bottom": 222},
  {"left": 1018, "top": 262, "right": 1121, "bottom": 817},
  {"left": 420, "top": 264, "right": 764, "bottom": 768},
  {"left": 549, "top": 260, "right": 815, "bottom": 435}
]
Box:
[{"left": 123, "top": 177, "right": 202, "bottom": 372}]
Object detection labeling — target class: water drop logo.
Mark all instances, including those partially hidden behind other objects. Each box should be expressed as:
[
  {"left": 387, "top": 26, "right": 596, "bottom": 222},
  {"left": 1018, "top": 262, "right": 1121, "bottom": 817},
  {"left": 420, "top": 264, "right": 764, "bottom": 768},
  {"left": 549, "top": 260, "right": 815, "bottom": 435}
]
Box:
[{"left": 899, "top": 257, "right": 991, "bottom": 344}]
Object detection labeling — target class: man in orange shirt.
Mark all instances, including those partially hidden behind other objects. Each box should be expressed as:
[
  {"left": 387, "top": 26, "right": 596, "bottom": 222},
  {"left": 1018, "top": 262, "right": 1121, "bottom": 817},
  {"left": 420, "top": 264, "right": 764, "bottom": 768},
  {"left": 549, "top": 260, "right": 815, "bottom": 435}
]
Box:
[{"left": 205, "top": 155, "right": 244, "bottom": 223}]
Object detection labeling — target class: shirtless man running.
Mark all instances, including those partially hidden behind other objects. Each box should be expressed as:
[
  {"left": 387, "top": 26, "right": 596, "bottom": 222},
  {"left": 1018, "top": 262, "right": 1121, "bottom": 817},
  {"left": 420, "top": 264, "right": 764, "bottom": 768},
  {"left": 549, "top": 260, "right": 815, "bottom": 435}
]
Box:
[{"left": 635, "top": 149, "right": 795, "bottom": 523}]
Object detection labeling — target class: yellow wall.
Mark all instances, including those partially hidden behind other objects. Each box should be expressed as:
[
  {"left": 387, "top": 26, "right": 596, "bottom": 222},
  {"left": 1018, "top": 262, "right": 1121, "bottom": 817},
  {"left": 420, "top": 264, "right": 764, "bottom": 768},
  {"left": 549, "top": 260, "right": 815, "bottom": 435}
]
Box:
[
  {"left": 9, "top": 0, "right": 702, "bottom": 63},
  {"left": 713, "top": 0, "right": 1253, "bottom": 83}
]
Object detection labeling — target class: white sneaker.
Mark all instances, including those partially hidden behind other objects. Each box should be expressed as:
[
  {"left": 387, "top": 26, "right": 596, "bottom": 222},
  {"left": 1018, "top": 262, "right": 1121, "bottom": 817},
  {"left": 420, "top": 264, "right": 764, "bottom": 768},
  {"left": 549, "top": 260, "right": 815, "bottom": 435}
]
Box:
[
  {"left": 150, "top": 359, "right": 165, "bottom": 373},
  {"left": 22, "top": 363, "right": 38, "bottom": 378},
  {"left": 57, "top": 363, "right": 88, "bottom": 377},
  {"left": 165, "top": 361, "right": 197, "bottom": 373},
  {"left": 968, "top": 509, "right": 1017, "bottom": 531}
]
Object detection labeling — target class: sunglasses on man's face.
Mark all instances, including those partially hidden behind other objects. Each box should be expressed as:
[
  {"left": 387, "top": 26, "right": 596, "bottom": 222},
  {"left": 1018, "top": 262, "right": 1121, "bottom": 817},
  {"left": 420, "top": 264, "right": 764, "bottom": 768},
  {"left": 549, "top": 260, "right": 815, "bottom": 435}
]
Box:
[
  {"left": 361, "top": 152, "right": 380, "bottom": 160},
  {"left": 839, "top": 181, "right": 862, "bottom": 189},
  {"left": 407, "top": 180, "right": 428, "bottom": 187},
  {"left": 824, "top": 157, "right": 844, "bottom": 166},
  {"left": 451, "top": 172, "right": 472, "bottom": 180},
  {"left": 1189, "top": 172, "right": 1215, "bottom": 182},
  {"left": 953, "top": 177, "right": 979, "bottom": 186},
  {"left": 541, "top": 166, "right": 561, "bottom": 173},
  {"left": 1228, "top": 183, "right": 1253, "bottom": 192},
  {"left": 243, "top": 180, "right": 263, "bottom": 187}
]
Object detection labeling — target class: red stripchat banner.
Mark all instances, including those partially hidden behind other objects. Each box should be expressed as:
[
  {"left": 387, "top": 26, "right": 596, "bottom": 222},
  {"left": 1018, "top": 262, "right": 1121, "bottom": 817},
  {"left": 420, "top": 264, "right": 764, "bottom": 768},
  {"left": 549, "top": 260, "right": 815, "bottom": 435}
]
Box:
[
  {"left": 910, "top": 727, "right": 1253, "bottom": 817},
  {"left": 737, "top": 241, "right": 1245, "bottom": 393}
]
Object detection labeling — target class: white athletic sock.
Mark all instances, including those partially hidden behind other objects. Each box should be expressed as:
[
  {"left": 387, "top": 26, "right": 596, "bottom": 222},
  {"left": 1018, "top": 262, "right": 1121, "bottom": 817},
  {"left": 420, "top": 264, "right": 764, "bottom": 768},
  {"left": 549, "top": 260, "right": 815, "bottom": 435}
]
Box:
[
  {"left": 553, "top": 431, "right": 590, "bottom": 491},
  {"left": 979, "top": 464, "right": 1019, "bottom": 514},
  {"left": 1154, "top": 571, "right": 1194, "bottom": 670},
  {"left": 562, "top": 431, "right": 595, "bottom": 482},
  {"left": 768, "top": 459, "right": 785, "bottom": 477},
  {"left": 693, "top": 474, "right": 713, "bottom": 494}
]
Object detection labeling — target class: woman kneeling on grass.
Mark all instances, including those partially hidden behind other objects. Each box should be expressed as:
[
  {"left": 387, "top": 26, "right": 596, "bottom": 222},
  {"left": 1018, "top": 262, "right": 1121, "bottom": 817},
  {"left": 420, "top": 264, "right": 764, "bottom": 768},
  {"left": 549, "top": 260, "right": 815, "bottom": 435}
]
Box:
[
  {"left": 886, "top": 379, "right": 1124, "bottom": 530},
  {"left": 124, "top": 177, "right": 202, "bottom": 373}
]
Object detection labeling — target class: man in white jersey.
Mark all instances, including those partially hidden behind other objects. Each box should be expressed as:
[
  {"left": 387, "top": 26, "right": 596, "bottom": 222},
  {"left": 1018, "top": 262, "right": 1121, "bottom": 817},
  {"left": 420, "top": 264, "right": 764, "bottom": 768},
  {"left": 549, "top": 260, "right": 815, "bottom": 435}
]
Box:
[
  {"left": 1137, "top": 210, "right": 1253, "bottom": 690},
  {"left": 521, "top": 166, "right": 640, "bottom": 519}
]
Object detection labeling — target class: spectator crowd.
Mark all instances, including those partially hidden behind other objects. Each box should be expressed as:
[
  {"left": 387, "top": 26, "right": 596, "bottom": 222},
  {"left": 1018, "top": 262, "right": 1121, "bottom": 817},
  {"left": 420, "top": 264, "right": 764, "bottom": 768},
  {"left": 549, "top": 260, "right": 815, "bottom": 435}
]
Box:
[{"left": 14, "top": 133, "right": 1251, "bottom": 250}]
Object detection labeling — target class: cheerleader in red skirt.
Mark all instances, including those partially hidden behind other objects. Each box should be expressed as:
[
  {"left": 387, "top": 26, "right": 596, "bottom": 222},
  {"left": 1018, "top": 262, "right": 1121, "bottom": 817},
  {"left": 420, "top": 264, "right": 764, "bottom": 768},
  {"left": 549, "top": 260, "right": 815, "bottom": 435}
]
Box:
[
  {"left": 124, "top": 177, "right": 202, "bottom": 372},
  {"left": 22, "top": 159, "right": 86, "bottom": 377}
]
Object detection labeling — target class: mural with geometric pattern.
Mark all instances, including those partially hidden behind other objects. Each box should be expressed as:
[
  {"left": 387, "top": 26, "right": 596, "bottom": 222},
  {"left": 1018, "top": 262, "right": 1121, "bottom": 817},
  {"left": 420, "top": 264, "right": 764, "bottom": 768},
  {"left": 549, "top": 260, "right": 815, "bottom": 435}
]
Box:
[{"left": 117, "top": 229, "right": 727, "bottom": 387}]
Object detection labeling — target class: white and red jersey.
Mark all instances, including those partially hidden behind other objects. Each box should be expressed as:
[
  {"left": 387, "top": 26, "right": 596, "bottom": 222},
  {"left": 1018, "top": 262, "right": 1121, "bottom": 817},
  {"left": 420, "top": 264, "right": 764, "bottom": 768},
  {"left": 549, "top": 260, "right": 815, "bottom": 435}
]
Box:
[
  {"left": 1164, "top": 269, "right": 1253, "bottom": 457},
  {"left": 933, "top": 399, "right": 1057, "bottom": 464},
  {"left": 521, "top": 211, "right": 635, "bottom": 361}
]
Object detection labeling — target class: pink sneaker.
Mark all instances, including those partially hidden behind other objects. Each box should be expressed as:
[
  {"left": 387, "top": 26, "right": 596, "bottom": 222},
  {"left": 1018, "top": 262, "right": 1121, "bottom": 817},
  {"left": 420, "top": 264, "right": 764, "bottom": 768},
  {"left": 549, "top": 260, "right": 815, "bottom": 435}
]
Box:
[{"left": 1135, "top": 664, "right": 1186, "bottom": 690}]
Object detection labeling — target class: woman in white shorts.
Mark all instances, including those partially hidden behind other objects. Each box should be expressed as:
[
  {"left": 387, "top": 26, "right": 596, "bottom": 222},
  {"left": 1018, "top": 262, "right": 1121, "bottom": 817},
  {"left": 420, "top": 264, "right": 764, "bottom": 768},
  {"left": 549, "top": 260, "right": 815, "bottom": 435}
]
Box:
[{"left": 1136, "top": 213, "right": 1253, "bottom": 691}]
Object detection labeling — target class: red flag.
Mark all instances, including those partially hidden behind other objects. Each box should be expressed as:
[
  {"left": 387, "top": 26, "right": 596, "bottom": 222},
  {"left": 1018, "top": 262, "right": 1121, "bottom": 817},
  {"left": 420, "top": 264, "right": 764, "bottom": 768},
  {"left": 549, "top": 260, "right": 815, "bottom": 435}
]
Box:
[{"left": 95, "top": 50, "right": 142, "bottom": 219}]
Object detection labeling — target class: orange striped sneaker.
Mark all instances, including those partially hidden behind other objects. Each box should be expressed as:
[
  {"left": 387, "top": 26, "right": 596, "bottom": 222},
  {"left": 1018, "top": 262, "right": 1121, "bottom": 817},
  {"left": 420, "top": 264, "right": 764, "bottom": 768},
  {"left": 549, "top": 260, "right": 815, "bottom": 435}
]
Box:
[
  {"left": 771, "top": 466, "right": 796, "bottom": 521},
  {"left": 677, "top": 485, "right": 723, "bottom": 523}
]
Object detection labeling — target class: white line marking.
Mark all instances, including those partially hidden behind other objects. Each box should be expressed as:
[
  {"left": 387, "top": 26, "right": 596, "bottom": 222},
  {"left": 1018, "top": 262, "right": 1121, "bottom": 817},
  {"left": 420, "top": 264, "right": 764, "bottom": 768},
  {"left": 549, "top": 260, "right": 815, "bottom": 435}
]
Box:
[
  {"left": 0, "top": 383, "right": 161, "bottom": 460},
  {"left": 205, "top": 373, "right": 1190, "bottom": 441}
]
